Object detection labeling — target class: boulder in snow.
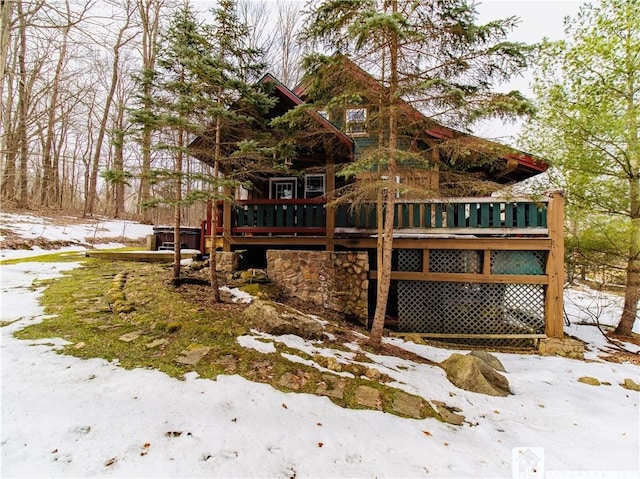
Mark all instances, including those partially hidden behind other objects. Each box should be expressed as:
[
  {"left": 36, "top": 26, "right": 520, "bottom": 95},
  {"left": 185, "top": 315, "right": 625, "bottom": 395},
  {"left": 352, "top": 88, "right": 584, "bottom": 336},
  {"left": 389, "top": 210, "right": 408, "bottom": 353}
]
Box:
[
  {"left": 440, "top": 353, "right": 512, "bottom": 397},
  {"left": 243, "top": 298, "right": 323, "bottom": 340}
]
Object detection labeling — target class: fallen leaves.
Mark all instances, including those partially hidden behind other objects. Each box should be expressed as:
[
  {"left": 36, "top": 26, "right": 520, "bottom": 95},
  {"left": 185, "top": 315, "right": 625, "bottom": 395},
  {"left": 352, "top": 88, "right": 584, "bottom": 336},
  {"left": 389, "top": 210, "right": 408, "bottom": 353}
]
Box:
[
  {"left": 140, "top": 443, "right": 151, "bottom": 456},
  {"left": 422, "top": 431, "right": 432, "bottom": 437}
]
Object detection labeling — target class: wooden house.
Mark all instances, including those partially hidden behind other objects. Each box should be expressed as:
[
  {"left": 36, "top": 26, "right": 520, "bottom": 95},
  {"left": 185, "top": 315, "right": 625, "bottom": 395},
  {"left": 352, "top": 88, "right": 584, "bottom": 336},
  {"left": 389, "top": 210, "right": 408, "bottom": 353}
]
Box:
[{"left": 193, "top": 58, "right": 564, "bottom": 346}]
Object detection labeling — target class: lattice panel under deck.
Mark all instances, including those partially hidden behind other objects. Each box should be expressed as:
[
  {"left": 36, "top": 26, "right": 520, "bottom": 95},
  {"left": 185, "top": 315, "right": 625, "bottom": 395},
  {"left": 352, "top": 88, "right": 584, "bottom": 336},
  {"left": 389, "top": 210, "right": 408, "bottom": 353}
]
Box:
[
  {"left": 490, "top": 250, "right": 546, "bottom": 275},
  {"left": 429, "top": 250, "right": 482, "bottom": 273},
  {"left": 397, "top": 281, "right": 545, "bottom": 336},
  {"left": 398, "top": 249, "right": 422, "bottom": 272}
]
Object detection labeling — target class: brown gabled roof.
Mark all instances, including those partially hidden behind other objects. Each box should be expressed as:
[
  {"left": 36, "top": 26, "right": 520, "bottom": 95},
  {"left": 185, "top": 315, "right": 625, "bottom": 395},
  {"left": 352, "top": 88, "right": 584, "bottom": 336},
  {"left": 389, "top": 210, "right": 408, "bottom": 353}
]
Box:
[
  {"left": 293, "top": 55, "right": 548, "bottom": 182},
  {"left": 259, "top": 73, "right": 354, "bottom": 153}
]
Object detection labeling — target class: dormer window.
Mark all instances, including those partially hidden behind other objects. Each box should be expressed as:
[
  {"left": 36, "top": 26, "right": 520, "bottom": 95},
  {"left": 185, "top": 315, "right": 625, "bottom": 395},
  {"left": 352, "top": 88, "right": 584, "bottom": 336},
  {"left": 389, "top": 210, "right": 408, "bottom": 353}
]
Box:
[{"left": 345, "top": 107, "right": 367, "bottom": 136}]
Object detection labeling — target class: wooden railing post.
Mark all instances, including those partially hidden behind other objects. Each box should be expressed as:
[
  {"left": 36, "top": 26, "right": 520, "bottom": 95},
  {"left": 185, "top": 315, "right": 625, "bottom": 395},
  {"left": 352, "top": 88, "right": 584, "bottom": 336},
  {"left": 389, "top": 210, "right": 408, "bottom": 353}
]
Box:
[
  {"left": 223, "top": 189, "right": 232, "bottom": 252},
  {"left": 545, "top": 191, "right": 565, "bottom": 338},
  {"left": 326, "top": 159, "right": 335, "bottom": 251}
]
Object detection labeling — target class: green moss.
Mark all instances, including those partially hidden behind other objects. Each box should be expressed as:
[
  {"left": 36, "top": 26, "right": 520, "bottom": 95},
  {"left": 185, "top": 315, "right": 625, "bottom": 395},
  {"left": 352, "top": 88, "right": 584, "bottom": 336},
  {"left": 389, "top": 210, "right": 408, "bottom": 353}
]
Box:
[
  {"left": 0, "top": 251, "right": 87, "bottom": 265},
  {"left": 238, "top": 283, "right": 280, "bottom": 299},
  {"left": 14, "top": 259, "right": 438, "bottom": 420}
]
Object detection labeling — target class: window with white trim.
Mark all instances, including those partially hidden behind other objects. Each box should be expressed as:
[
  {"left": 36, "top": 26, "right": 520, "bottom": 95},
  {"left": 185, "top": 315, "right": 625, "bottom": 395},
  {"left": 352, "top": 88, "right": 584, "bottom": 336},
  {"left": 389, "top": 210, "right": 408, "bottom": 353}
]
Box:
[
  {"left": 345, "top": 107, "right": 367, "bottom": 135},
  {"left": 304, "top": 174, "right": 325, "bottom": 198}
]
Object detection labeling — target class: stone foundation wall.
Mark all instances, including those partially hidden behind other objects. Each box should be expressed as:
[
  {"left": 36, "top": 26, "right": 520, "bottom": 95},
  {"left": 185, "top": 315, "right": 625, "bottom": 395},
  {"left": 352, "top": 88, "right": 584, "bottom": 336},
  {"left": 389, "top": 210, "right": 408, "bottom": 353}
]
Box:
[
  {"left": 266, "top": 250, "right": 369, "bottom": 323},
  {"left": 215, "top": 251, "right": 239, "bottom": 273},
  {"left": 539, "top": 337, "right": 584, "bottom": 359}
]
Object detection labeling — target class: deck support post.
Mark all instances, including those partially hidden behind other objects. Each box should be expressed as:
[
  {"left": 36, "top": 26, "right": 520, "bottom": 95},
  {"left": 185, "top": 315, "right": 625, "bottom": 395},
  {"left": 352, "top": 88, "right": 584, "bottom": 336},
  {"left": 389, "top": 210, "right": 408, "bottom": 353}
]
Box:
[
  {"left": 223, "top": 191, "right": 232, "bottom": 252},
  {"left": 545, "top": 191, "right": 565, "bottom": 338},
  {"left": 326, "top": 154, "right": 336, "bottom": 252}
]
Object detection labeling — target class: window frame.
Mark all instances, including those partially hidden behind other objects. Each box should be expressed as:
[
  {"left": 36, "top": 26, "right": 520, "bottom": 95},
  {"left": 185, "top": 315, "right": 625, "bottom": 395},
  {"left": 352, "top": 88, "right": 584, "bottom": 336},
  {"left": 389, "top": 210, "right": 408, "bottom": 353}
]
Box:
[{"left": 344, "top": 107, "right": 368, "bottom": 136}]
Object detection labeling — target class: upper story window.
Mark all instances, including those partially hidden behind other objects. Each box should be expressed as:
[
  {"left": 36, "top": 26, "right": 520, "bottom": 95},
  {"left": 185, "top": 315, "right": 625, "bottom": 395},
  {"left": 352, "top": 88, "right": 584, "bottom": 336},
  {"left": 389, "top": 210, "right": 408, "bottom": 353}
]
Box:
[
  {"left": 317, "top": 110, "right": 329, "bottom": 120},
  {"left": 345, "top": 107, "right": 367, "bottom": 136}
]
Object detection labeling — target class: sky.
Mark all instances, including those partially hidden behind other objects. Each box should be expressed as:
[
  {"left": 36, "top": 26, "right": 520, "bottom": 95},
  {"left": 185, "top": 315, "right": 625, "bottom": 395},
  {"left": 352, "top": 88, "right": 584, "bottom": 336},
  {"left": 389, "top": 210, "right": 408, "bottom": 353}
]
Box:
[
  {"left": 188, "top": 0, "right": 587, "bottom": 144},
  {"left": 1, "top": 211, "right": 639, "bottom": 478},
  {"left": 474, "top": 1, "right": 586, "bottom": 142}
]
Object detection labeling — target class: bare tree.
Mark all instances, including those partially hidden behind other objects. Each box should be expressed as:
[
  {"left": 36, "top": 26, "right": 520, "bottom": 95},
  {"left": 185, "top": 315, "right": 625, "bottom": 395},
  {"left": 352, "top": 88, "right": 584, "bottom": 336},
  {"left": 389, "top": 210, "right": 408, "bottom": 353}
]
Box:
[
  {"left": 84, "top": 0, "right": 136, "bottom": 216},
  {"left": 135, "top": 0, "right": 167, "bottom": 224},
  {"left": 274, "top": 0, "right": 304, "bottom": 87}
]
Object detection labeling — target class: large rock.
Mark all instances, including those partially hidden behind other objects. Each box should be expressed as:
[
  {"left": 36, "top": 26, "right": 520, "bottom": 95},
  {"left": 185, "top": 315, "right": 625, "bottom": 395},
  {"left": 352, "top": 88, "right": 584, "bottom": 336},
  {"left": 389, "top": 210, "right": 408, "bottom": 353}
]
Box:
[
  {"left": 440, "top": 353, "right": 512, "bottom": 397},
  {"left": 243, "top": 299, "right": 324, "bottom": 340},
  {"left": 469, "top": 351, "right": 507, "bottom": 372}
]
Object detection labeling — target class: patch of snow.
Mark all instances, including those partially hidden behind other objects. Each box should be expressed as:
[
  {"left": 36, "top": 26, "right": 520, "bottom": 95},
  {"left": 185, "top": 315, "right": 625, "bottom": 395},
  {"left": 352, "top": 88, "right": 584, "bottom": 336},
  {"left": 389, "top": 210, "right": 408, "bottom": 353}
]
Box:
[
  {"left": 0, "top": 211, "right": 153, "bottom": 245},
  {"left": 219, "top": 286, "right": 253, "bottom": 304},
  {"left": 1, "top": 215, "right": 639, "bottom": 477},
  {"left": 236, "top": 335, "right": 276, "bottom": 354}
]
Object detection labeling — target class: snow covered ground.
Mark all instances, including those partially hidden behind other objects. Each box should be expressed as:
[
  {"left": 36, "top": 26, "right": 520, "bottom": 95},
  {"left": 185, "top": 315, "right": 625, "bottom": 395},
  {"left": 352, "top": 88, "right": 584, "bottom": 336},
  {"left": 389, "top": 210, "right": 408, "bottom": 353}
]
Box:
[{"left": 1, "top": 214, "right": 639, "bottom": 478}]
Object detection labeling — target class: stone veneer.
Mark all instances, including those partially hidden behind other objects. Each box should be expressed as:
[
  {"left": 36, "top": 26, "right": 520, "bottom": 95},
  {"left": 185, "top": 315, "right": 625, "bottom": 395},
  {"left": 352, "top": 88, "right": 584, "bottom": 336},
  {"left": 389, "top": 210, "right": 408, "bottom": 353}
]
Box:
[
  {"left": 215, "top": 251, "right": 239, "bottom": 273},
  {"left": 266, "top": 250, "right": 369, "bottom": 323},
  {"left": 538, "top": 337, "right": 585, "bottom": 359}
]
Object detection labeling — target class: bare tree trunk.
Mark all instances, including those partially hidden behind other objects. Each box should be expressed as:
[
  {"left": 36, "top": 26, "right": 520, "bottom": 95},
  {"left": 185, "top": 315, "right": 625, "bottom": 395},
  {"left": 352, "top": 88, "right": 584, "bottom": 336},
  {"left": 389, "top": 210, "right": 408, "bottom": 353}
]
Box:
[
  {"left": 615, "top": 56, "right": 640, "bottom": 337},
  {"left": 85, "top": 6, "right": 133, "bottom": 217},
  {"left": 1, "top": 68, "right": 17, "bottom": 199},
  {"left": 0, "top": 0, "right": 15, "bottom": 199},
  {"left": 173, "top": 129, "right": 183, "bottom": 281},
  {"left": 16, "top": 0, "right": 29, "bottom": 208},
  {"left": 275, "top": 0, "right": 303, "bottom": 87},
  {"left": 208, "top": 114, "right": 221, "bottom": 302},
  {"left": 137, "top": 0, "right": 163, "bottom": 224},
  {"left": 369, "top": 0, "right": 398, "bottom": 348},
  {"left": 41, "top": 0, "right": 70, "bottom": 207},
  {"left": 113, "top": 102, "right": 126, "bottom": 217},
  {"left": 0, "top": 0, "right": 13, "bottom": 90}
]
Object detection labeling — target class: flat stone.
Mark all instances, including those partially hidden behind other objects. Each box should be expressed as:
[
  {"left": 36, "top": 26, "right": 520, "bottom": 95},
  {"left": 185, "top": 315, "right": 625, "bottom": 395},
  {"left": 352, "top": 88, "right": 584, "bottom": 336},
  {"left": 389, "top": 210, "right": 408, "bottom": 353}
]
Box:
[
  {"left": 98, "top": 325, "right": 120, "bottom": 331},
  {"left": 364, "top": 368, "right": 381, "bottom": 380},
  {"left": 325, "top": 357, "right": 342, "bottom": 372},
  {"left": 354, "top": 385, "right": 382, "bottom": 410},
  {"left": 433, "top": 401, "right": 465, "bottom": 426},
  {"left": 578, "top": 376, "right": 601, "bottom": 386},
  {"left": 218, "top": 355, "right": 238, "bottom": 374},
  {"left": 392, "top": 391, "right": 423, "bottom": 419},
  {"left": 278, "top": 371, "right": 308, "bottom": 391},
  {"left": 315, "top": 375, "right": 346, "bottom": 399},
  {"left": 621, "top": 378, "right": 640, "bottom": 391},
  {"left": 74, "top": 342, "right": 85, "bottom": 349},
  {"left": 146, "top": 339, "right": 168, "bottom": 349},
  {"left": 249, "top": 359, "right": 273, "bottom": 381},
  {"left": 403, "top": 334, "right": 426, "bottom": 345},
  {"left": 118, "top": 330, "right": 144, "bottom": 342},
  {"left": 175, "top": 344, "right": 211, "bottom": 366}
]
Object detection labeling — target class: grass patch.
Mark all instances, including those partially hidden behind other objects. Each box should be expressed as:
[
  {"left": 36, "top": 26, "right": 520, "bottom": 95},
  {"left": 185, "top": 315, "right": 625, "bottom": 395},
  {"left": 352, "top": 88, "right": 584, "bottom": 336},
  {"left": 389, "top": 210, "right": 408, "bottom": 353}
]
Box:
[
  {"left": 14, "top": 259, "right": 437, "bottom": 420},
  {"left": 0, "top": 251, "right": 87, "bottom": 265},
  {"left": 0, "top": 246, "right": 143, "bottom": 265}
]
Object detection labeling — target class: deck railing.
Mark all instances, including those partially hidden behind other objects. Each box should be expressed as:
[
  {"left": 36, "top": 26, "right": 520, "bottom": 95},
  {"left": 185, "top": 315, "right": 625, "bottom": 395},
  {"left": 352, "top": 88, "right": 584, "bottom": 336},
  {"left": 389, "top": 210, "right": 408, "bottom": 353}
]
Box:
[
  {"left": 227, "top": 198, "right": 326, "bottom": 235},
  {"left": 215, "top": 196, "right": 550, "bottom": 236},
  {"left": 335, "top": 197, "right": 549, "bottom": 235}
]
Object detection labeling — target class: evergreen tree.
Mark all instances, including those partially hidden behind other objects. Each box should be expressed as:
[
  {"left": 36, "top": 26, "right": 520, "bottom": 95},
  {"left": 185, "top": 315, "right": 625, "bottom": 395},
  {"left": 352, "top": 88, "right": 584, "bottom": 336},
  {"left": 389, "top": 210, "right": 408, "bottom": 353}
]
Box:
[
  {"left": 523, "top": 0, "right": 639, "bottom": 336},
  {"left": 128, "top": 0, "right": 273, "bottom": 290},
  {"left": 196, "top": 0, "right": 275, "bottom": 300},
  {"left": 300, "top": 0, "right": 534, "bottom": 347}
]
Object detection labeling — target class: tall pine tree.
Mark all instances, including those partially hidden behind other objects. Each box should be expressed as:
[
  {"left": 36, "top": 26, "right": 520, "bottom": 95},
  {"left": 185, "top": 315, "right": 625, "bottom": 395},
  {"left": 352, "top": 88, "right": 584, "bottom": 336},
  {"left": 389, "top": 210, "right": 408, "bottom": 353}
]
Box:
[
  {"left": 197, "top": 0, "right": 274, "bottom": 300},
  {"left": 129, "top": 0, "right": 273, "bottom": 289},
  {"left": 300, "top": 0, "right": 534, "bottom": 347}
]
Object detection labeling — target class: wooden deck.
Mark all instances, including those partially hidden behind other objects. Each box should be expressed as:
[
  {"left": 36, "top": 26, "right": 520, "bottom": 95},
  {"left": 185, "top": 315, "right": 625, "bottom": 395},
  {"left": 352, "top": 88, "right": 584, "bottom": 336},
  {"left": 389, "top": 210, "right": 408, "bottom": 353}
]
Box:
[
  {"left": 200, "top": 193, "right": 565, "bottom": 340},
  {"left": 86, "top": 250, "right": 200, "bottom": 263}
]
